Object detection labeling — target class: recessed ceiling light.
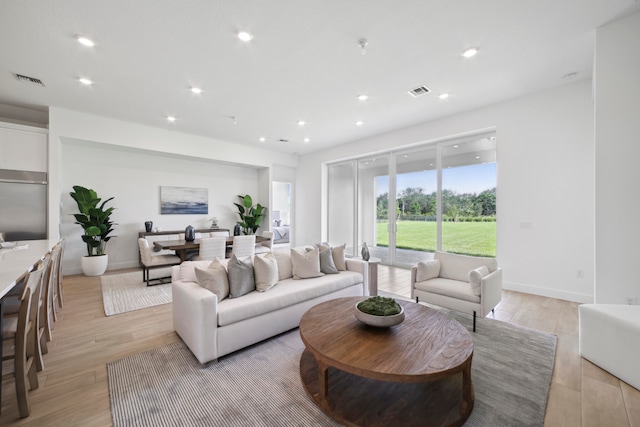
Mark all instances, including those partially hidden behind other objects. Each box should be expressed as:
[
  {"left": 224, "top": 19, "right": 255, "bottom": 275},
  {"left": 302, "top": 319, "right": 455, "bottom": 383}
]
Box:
[
  {"left": 77, "top": 36, "right": 95, "bottom": 47},
  {"left": 190, "top": 87, "right": 202, "bottom": 94},
  {"left": 439, "top": 93, "right": 450, "bottom": 99},
  {"left": 357, "top": 94, "right": 368, "bottom": 101},
  {"left": 297, "top": 120, "right": 306, "bottom": 126},
  {"left": 166, "top": 116, "right": 176, "bottom": 122},
  {"left": 258, "top": 137, "right": 266, "bottom": 142},
  {"left": 462, "top": 47, "right": 479, "bottom": 58},
  {"left": 475, "top": 156, "right": 481, "bottom": 159},
  {"left": 303, "top": 137, "right": 310, "bottom": 143},
  {"left": 355, "top": 121, "right": 364, "bottom": 126},
  {"left": 238, "top": 31, "right": 253, "bottom": 42},
  {"left": 78, "top": 77, "right": 93, "bottom": 85},
  {"left": 453, "top": 144, "right": 459, "bottom": 148}
]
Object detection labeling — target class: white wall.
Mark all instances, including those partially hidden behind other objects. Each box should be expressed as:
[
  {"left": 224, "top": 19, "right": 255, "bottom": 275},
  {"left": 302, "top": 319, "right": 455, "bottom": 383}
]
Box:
[
  {"left": 49, "top": 107, "right": 299, "bottom": 274},
  {"left": 297, "top": 79, "right": 595, "bottom": 303},
  {"left": 594, "top": 11, "right": 640, "bottom": 304}
]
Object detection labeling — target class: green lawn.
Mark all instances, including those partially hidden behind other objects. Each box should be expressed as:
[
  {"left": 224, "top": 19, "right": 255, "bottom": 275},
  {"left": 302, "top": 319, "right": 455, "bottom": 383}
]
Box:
[{"left": 376, "top": 221, "right": 496, "bottom": 257}]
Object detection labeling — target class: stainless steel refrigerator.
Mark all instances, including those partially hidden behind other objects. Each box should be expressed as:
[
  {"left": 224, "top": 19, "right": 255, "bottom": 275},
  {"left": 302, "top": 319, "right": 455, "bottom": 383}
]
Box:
[{"left": 0, "top": 169, "right": 47, "bottom": 241}]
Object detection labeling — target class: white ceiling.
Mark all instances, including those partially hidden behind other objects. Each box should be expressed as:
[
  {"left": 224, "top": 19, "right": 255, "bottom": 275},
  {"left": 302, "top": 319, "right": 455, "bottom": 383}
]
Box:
[{"left": 1, "top": 0, "right": 639, "bottom": 155}]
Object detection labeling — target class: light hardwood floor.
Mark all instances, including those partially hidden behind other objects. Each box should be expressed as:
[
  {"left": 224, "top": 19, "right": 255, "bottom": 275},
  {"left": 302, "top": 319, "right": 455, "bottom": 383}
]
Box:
[{"left": 1, "top": 265, "right": 639, "bottom": 426}]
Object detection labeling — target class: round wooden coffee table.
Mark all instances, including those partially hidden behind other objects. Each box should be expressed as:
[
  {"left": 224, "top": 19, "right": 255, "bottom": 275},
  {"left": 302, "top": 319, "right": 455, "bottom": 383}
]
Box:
[{"left": 299, "top": 297, "right": 474, "bottom": 427}]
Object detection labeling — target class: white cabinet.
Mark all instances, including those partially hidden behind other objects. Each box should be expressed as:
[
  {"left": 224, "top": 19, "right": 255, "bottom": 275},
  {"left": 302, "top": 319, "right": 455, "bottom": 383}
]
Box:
[{"left": 0, "top": 122, "right": 48, "bottom": 172}]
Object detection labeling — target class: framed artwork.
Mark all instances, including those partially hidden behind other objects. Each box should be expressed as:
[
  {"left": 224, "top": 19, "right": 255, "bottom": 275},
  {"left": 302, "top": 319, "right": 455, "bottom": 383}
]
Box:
[{"left": 160, "top": 186, "right": 208, "bottom": 214}]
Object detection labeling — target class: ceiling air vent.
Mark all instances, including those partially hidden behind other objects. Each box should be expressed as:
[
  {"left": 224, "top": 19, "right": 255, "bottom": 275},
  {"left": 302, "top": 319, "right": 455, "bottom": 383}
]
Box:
[
  {"left": 408, "top": 85, "right": 430, "bottom": 97},
  {"left": 278, "top": 139, "right": 289, "bottom": 143},
  {"left": 15, "top": 73, "right": 45, "bottom": 87}
]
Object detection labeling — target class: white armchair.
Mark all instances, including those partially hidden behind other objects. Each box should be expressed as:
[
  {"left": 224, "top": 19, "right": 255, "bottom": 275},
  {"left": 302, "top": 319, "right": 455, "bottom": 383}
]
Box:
[{"left": 411, "top": 251, "right": 502, "bottom": 332}]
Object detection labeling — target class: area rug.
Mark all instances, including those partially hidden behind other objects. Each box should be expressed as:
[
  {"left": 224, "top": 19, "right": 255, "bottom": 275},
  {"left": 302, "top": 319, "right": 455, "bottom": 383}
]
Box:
[
  {"left": 100, "top": 271, "right": 172, "bottom": 316},
  {"left": 107, "top": 312, "right": 556, "bottom": 426}
]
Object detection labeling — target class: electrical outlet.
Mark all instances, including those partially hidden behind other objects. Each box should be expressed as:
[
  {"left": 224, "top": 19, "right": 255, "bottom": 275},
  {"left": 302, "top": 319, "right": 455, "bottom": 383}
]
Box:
[
  {"left": 626, "top": 297, "right": 637, "bottom": 305},
  {"left": 576, "top": 270, "right": 584, "bottom": 279}
]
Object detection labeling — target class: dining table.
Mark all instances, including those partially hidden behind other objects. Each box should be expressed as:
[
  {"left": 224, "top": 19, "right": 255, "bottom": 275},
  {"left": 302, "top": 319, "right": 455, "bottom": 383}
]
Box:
[{"left": 153, "top": 235, "right": 270, "bottom": 262}]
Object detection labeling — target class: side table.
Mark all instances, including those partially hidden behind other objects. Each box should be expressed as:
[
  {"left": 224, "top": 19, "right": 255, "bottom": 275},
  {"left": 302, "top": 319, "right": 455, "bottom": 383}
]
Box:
[{"left": 353, "top": 256, "right": 380, "bottom": 296}]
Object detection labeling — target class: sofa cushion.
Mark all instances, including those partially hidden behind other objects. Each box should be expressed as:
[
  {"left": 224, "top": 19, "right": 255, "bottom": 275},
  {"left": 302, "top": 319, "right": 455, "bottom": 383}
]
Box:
[
  {"left": 217, "top": 271, "right": 363, "bottom": 326},
  {"left": 254, "top": 252, "right": 279, "bottom": 292},
  {"left": 414, "top": 277, "right": 480, "bottom": 304},
  {"left": 435, "top": 251, "right": 497, "bottom": 282},
  {"left": 273, "top": 249, "right": 293, "bottom": 281},
  {"left": 227, "top": 255, "right": 256, "bottom": 298},
  {"left": 318, "top": 246, "right": 339, "bottom": 274},
  {"left": 179, "top": 260, "right": 218, "bottom": 283},
  {"left": 194, "top": 259, "right": 229, "bottom": 302},
  {"left": 468, "top": 266, "right": 489, "bottom": 296},
  {"left": 291, "top": 246, "right": 324, "bottom": 279},
  {"left": 415, "top": 260, "right": 441, "bottom": 282},
  {"left": 331, "top": 243, "right": 347, "bottom": 271}
]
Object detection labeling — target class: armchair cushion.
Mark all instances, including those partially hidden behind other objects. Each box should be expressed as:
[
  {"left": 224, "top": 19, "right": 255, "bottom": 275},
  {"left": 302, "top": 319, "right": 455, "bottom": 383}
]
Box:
[
  {"left": 415, "top": 260, "right": 441, "bottom": 282},
  {"left": 468, "top": 266, "right": 490, "bottom": 296}
]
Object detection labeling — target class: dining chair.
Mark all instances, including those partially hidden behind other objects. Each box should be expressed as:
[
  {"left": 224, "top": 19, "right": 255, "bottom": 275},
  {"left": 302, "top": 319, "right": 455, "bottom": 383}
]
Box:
[
  {"left": 138, "top": 238, "right": 181, "bottom": 285},
  {"left": 1, "top": 260, "right": 45, "bottom": 418},
  {"left": 192, "top": 237, "right": 226, "bottom": 261},
  {"left": 44, "top": 242, "right": 63, "bottom": 341},
  {"left": 231, "top": 235, "right": 256, "bottom": 258},
  {"left": 53, "top": 239, "right": 65, "bottom": 310},
  {"left": 35, "top": 252, "right": 52, "bottom": 372},
  {"left": 254, "top": 231, "right": 274, "bottom": 254},
  {"left": 209, "top": 230, "right": 230, "bottom": 237}
]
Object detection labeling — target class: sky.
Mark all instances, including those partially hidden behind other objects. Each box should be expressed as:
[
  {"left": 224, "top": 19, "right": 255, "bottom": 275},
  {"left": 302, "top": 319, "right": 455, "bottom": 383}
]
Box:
[{"left": 375, "top": 163, "right": 496, "bottom": 197}]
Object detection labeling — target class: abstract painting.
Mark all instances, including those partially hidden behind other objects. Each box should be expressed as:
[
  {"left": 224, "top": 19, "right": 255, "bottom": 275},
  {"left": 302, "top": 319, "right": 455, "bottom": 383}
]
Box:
[{"left": 160, "top": 186, "right": 208, "bottom": 214}]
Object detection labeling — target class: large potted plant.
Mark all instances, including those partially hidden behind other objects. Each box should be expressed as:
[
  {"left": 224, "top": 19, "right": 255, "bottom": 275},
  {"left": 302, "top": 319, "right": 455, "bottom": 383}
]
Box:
[
  {"left": 70, "top": 185, "right": 116, "bottom": 276},
  {"left": 234, "top": 194, "right": 265, "bottom": 235}
]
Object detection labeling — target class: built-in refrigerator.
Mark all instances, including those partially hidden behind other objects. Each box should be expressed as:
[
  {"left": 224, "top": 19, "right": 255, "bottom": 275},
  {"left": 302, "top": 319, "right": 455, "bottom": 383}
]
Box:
[{"left": 0, "top": 169, "right": 47, "bottom": 241}]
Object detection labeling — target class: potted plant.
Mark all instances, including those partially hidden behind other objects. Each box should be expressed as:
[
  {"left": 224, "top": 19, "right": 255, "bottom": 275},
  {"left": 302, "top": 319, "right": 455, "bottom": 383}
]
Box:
[
  {"left": 354, "top": 296, "right": 405, "bottom": 327},
  {"left": 234, "top": 194, "right": 265, "bottom": 235},
  {"left": 70, "top": 185, "right": 117, "bottom": 276}
]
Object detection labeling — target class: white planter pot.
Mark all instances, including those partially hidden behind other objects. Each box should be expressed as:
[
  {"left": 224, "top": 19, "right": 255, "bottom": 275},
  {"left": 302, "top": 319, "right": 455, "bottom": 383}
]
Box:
[{"left": 81, "top": 254, "right": 108, "bottom": 276}]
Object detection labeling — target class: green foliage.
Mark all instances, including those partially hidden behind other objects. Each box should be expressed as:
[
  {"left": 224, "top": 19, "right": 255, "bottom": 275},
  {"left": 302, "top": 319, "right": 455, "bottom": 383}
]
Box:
[
  {"left": 234, "top": 194, "right": 265, "bottom": 235},
  {"left": 70, "top": 185, "right": 116, "bottom": 256},
  {"left": 377, "top": 187, "right": 496, "bottom": 220},
  {"left": 357, "top": 296, "right": 402, "bottom": 316}
]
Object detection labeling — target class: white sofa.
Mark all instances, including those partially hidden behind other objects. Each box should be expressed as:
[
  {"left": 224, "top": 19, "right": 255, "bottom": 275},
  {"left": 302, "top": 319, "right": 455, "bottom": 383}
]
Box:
[
  {"left": 579, "top": 304, "right": 640, "bottom": 390},
  {"left": 172, "top": 252, "right": 367, "bottom": 364},
  {"left": 411, "top": 251, "right": 502, "bottom": 331}
]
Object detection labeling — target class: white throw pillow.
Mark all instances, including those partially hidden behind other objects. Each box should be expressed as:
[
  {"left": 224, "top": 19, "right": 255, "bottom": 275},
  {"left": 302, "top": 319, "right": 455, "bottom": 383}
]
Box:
[
  {"left": 273, "top": 249, "right": 293, "bottom": 280},
  {"left": 291, "top": 246, "right": 324, "bottom": 279},
  {"left": 331, "top": 243, "right": 347, "bottom": 271},
  {"left": 254, "top": 252, "right": 279, "bottom": 292},
  {"left": 194, "top": 258, "right": 229, "bottom": 301},
  {"left": 415, "top": 260, "right": 441, "bottom": 282},
  {"left": 468, "top": 266, "right": 490, "bottom": 296}
]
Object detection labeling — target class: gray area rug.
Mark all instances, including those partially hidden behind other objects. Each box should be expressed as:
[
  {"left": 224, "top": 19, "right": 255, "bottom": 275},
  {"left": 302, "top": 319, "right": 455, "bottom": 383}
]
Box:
[
  {"left": 107, "top": 311, "right": 556, "bottom": 426},
  {"left": 101, "top": 271, "right": 172, "bottom": 316}
]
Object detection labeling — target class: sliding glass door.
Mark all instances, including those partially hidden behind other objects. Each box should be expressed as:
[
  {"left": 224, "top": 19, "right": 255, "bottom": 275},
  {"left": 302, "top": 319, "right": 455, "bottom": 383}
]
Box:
[{"left": 327, "top": 132, "right": 497, "bottom": 266}]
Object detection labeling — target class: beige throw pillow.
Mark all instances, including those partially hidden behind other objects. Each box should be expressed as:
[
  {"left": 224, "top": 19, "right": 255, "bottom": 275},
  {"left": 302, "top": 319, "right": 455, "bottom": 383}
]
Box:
[
  {"left": 331, "top": 243, "right": 347, "bottom": 271},
  {"left": 254, "top": 252, "right": 279, "bottom": 292},
  {"left": 415, "top": 260, "right": 441, "bottom": 282},
  {"left": 468, "top": 266, "right": 490, "bottom": 296},
  {"left": 194, "top": 258, "right": 229, "bottom": 301},
  {"left": 273, "top": 250, "right": 293, "bottom": 280},
  {"left": 291, "top": 246, "right": 324, "bottom": 279}
]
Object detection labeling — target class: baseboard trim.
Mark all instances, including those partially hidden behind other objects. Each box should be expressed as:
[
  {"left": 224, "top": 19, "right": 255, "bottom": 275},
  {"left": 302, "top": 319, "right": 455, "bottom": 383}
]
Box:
[{"left": 503, "top": 281, "right": 593, "bottom": 303}]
